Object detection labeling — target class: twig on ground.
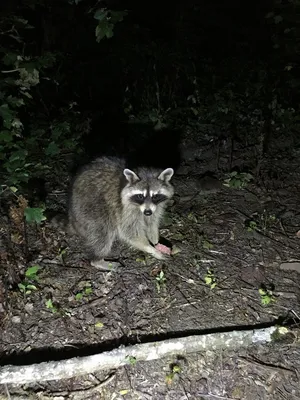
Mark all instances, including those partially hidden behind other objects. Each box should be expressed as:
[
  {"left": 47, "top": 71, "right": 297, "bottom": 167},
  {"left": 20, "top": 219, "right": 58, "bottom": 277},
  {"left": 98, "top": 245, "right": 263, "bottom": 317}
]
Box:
[{"left": 238, "top": 356, "right": 297, "bottom": 377}]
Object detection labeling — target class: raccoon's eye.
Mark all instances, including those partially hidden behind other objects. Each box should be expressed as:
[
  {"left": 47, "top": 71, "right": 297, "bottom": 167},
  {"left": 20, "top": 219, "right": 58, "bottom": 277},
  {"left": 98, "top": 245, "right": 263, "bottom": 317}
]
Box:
[
  {"left": 131, "top": 193, "right": 145, "bottom": 204},
  {"left": 152, "top": 194, "right": 167, "bottom": 204}
]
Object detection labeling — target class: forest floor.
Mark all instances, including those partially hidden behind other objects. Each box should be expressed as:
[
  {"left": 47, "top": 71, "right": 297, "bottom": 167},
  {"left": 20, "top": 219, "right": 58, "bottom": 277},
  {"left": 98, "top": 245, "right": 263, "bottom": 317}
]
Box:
[{"left": 1, "top": 124, "right": 300, "bottom": 399}]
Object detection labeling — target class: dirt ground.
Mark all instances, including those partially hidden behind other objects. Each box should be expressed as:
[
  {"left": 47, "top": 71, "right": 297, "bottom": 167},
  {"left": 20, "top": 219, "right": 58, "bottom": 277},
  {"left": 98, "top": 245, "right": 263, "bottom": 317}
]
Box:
[{"left": 1, "top": 126, "right": 300, "bottom": 399}]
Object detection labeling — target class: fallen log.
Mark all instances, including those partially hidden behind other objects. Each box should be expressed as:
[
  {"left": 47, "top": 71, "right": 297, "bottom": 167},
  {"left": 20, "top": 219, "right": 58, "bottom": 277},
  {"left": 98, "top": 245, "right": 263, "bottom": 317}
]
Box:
[{"left": 0, "top": 326, "right": 286, "bottom": 385}]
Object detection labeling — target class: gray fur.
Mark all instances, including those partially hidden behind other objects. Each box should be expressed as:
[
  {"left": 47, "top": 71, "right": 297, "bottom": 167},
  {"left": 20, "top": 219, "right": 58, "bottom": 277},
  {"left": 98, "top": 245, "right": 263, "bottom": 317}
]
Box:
[{"left": 68, "top": 156, "right": 174, "bottom": 267}]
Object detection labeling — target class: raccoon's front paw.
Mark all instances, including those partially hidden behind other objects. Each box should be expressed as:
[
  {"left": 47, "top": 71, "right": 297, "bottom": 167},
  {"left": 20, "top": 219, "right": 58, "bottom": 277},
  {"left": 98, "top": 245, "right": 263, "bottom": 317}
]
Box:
[{"left": 152, "top": 249, "right": 170, "bottom": 261}]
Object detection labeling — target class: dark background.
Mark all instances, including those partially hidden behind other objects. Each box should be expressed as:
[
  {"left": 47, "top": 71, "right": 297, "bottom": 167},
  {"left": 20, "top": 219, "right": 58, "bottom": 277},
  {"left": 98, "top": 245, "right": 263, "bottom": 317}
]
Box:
[{"left": 0, "top": 0, "right": 298, "bottom": 185}]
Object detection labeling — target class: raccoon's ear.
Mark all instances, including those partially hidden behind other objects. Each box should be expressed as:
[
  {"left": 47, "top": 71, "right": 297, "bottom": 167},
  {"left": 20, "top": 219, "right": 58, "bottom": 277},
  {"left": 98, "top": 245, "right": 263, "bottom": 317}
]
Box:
[
  {"left": 158, "top": 168, "right": 174, "bottom": 182},
  {"left": 123, "top": 168, "right": 140, "bottom": 184}
]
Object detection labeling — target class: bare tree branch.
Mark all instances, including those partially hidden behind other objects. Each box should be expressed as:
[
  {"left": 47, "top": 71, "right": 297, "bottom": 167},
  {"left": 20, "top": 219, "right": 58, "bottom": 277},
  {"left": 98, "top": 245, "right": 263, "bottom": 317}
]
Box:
[{"left": 0, "top": 326, "right": 283, "bottom": 385}]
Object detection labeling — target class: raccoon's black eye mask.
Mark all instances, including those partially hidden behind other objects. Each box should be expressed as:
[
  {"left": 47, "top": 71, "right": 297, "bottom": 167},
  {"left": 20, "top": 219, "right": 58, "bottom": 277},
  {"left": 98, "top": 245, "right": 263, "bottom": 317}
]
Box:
[
  {"left": 130, "top": 194, "right": 145, "bottom": 204},
  {"left": 152, "top": 193, "right": 167, "bottom": 204},
  {"left": 130, "top": 193, "right": 167, "bottom": 205}
]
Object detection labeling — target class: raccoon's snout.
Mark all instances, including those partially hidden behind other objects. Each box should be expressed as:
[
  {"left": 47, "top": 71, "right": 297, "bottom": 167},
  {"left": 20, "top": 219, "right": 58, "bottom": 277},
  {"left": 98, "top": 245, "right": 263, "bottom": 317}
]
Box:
[{"left": 144, "top": 209, "right": 152, "bottom": 216}]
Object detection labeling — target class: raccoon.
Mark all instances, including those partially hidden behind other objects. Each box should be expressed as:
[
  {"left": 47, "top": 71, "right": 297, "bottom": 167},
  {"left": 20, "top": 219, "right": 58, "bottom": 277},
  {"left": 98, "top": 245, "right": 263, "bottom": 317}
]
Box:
[{"left": 68, "top": 156, "right": 174, "bottom": 268}]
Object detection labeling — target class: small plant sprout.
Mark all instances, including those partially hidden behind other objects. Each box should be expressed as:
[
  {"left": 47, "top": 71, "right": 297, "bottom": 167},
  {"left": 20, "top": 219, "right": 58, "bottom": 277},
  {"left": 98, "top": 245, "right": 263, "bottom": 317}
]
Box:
[
  {"left": 259, "top": 286, "right": 277, "bottom": 306},
  {"left": 165, "top": 363, "right": 182, "bottom": 385},
  {"left": 119, "top": 389, "right": 129, "bottom": 396},
  {"left": 246, "top": 220, "right": 258, "bottom": 232},
  {"left": 18, "top": 265, "right": 41, "bottom": 296},
  {"left": 187, "top": 212, "right": 198, "bottom": 223},
  {"left": 25, "top": 265, "right": 40, "bottom": 280},
  {"left": 202, "top": 238, "right": 214, "bottom": 250},
  {"left": 125, "top": 355, "right": 137, "bottom": 365},
  {"left": 155, "top": 270, "right": 167, "bottom": 293},
  {"left": 135, "top": 255, "right": 146, "bottom": 264},
  {"left": 75, "top": 281, "right": 93, "bottom": 300},
  {"left": 260, "top": 210, "right": 277, "bottom": 232},
  {"left": 204, "top": 269, "right": 217, "bottom": 289},
  {"left": 58, "top": 247, "right": 67, "bottom": 262},
  {"left": 45, "top": 299, "right": 58, "bottom": 313},
  {"left": 223, "top": 171, "right": 253, "bottom": 189},
  {"left": 245, "top": 211, "right": 277, "bottom": 233}
]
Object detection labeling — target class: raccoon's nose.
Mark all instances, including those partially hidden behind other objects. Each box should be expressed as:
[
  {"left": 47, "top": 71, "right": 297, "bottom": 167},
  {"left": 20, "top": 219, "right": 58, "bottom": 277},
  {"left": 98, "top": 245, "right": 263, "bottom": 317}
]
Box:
[{"left": 144, "top": 209, "right": 152, "bottom": 216}]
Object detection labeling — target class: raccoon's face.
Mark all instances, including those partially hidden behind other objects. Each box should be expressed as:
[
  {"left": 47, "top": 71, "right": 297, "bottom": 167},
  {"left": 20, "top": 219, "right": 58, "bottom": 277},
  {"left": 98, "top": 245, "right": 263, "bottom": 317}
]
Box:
[{"left": 121, "top": 167, "right": 174, "bottom": 216}]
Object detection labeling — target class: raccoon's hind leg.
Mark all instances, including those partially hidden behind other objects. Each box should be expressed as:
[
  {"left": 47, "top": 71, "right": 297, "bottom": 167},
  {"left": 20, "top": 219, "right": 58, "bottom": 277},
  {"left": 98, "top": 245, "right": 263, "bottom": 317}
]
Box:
[{"left": 86, "top": 232, "right": 119, "bottom": 270}]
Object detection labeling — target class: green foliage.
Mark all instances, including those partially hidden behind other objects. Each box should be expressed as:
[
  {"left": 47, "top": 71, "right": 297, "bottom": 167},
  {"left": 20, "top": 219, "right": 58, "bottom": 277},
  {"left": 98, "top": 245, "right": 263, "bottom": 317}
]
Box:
[
  {"left": 94, "top": 9, "right": 127, "bottom": 42},
  {"left": 223, "top": 172, "right": 253, "bottom": 189},
  {"left": 125, "top": 355, "right": 137, "bottom": 365},
  {"left": 245, "top": 211, "right": 277, "bottom": 234},
  {"left": 18, "top": 265, "right": 40, "bottom": 295},
  {"left": 0, "top": 13, "right": 84, "bottom": 192},
  {"left": 202, "top": 239, "right": 214, "bottom": 250},
  {"left": 155, "top": 270, "right": 167, "bottom": 293},
  {"left": 245, "top": 220, "right": 258, "bottom": 233},
  {"left": 25, "top": 265, "right": 40, "bottom": 279},
  {"left": 75, "top": 281, "right": 93, "bottom": 300},
  {"left": 204, "top": 269, "right": 217, "bottom": 289},
  {"left": 166, "top": 363, "right": 182, "bottom": 385},
  {"left": 24, "top": 207, "right": 46, "bottom": 224},
  {"left": 259, "top": 287, "right": 277, "bottom": 306},
  {"left": 45, "top": 299, "right": 58, "bottom": 313}
]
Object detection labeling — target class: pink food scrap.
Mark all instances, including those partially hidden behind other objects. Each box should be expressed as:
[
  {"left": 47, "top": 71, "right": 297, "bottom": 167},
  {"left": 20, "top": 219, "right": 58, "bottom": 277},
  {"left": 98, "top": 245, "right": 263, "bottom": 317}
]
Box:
[{"left": 155, "top": 243, "right": 172, "bottom": 255}]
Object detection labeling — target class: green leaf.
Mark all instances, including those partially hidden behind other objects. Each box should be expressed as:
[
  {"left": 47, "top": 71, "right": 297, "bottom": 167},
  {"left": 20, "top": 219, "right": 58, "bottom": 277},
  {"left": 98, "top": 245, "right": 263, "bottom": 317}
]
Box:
[
  {"left": 85, "top": 287, "right": 92, "bottom": 295},
  {"left": 119, "top": 389, "right": 129, "bottom": 395},
  {"left": 9, "top": 149, "right": 28, "bottom": 162},
  {"left": 25, "top": 265, "right": 40, "bottom": 278},
  {"left": 261, "top": 295, "right": 271, "bottom": 305},
  {"left": 95, "top": 321, "right": 104, "bottom": 328},
  {"left": 172, "top": 364, "right": 181, "bottom": 373},
  {"left": 0, "top": 104, "right": 14, "bottom": 128},
  {"left": 95, "top": 21, "right": 114, "bottom": 42},
  {"left": 7, "top": 96, "right": 25, "bottom": 108},
  {"left": 203, "top": 240, "right": 213, "bottom": 250},
  {"left": 0, "top": 130, "right": 13, "bottom": 143},
  {"left": 94, "top": 9, "right": 108, "bottom": 21},
  {"left": 24, "top": 207, "right": 46, "bottom": 224},
  {"left": 45, "top": 141, "right": 60, "bottom": 156},
  {"left": 18, "top": 283, "right": 26, "bottom": 292},
  {"left": 126, "top": 355, "right": 137, "bottom": 365},
  {"left": 75, "top": 293, "right": 83, "bottom": 300},
  {"left": 2, "top": 53, "right": 18, "bottom": 66},
  {"left": 46, "top": 299, "right": 54, "bottom": 308},
  {"left": 26, "top": 284, "right": 37, "bottom": 291},
  {"left": 95, "top": 24, "right": 106, "bottom": 42},
  {"left": 110, "top": 10, "right": 127, "bottom": 23}
]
